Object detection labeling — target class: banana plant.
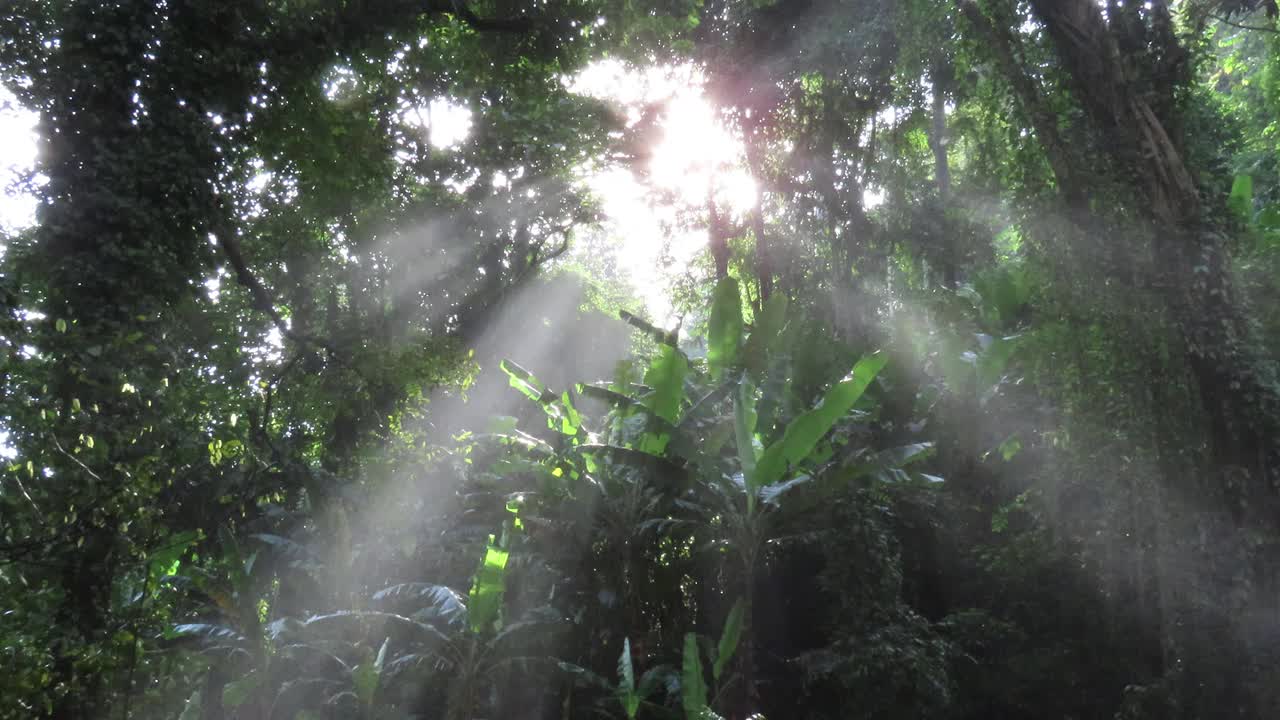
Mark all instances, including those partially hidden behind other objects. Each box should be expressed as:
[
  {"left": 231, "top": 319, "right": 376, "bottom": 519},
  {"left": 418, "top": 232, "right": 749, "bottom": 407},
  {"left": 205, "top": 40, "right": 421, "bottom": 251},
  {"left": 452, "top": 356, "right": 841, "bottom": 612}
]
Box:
[
  {"left": 680, "top": 598, "right": 746, "bottom": 720},
  {"left": 490, "top": 283, "right": 935, "bottom": 716},
  {"left": 558, "top": 637, "right": 680, "bottom": 719}
]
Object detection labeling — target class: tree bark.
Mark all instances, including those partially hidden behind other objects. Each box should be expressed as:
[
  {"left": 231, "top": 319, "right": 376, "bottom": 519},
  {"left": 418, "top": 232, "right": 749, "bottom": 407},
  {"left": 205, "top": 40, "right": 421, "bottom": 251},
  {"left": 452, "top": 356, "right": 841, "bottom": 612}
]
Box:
[{"left": 996, "top": 0, "right": 1280, "bottom": 714}]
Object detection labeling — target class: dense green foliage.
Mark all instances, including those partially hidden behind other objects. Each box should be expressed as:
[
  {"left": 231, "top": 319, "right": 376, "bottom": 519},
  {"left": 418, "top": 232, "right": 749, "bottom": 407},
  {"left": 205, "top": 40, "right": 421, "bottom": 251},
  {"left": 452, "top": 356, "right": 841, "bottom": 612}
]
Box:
[{"left": 3, "top": 1, "right": 1280, "bottom": 718}]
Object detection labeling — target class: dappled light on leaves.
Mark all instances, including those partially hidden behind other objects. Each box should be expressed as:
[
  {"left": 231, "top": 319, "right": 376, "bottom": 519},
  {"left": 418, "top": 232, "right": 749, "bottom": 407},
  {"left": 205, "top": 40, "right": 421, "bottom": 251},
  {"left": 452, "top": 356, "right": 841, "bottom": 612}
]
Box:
[{"left": 3, "top": 2, "right": 1280, "bottom": 720}]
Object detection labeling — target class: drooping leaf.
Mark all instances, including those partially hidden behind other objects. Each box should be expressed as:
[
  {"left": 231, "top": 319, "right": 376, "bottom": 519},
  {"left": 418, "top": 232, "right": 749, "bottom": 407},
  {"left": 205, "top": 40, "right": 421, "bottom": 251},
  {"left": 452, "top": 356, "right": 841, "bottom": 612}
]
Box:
[
  {"left": 621, "top": 309, "right": 679, "bottom": 347},
  {"left": 501, "top": 359, "right": 554, "bottom": 404},
  {"left": 372, "top": 584, "right": 468, "bottom": 626},
  {"left": 713, "top": 599, "right": 745, "bottom": 682},
  {"left": 577, "top": 382, "right": 642, "bottom": 409},
  {"left": 577, "top": 444, "right": 690, "bottom": 489},
  {"left": 637, "top": 664, "right": 680, "bottom": 702},
  {"left": 706, "top": 277, "right": 744, "bottom": 380},
  {"left": 758, "top": 475, "right": 812, "bottom": 507},
  {"left": 848, "top": 443, "right": 936, "bottom": 483},
  {"left": 557, "top": 660, "right": 614, "bottom": 691},
  {"left": 752, "top": 353, "right": 888, "bottom": 490},
  {"left": 222, "top": 671, "right": 263, "bottom": 708},
  {"left": 171, "top": 623, "right": 247, "bottom": 645},
  {"left": 501, "top": 360, "right": 580, "bottom": 435}
]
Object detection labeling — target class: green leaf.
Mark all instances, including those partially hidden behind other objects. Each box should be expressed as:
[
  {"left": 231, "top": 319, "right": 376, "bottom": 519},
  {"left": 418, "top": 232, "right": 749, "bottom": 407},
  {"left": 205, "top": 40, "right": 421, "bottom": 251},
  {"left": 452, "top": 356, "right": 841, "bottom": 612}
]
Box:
[
  {"left": 737, "top": 376, "right": 752, "bottom": 481},
  {"left": 638, "top": 346, "right": 689, "bottom": 453},
  {"left": 171, "top": 623, "right": 246, "bottom": 644},
  {"left": 501, "top": 360, "right": 581, "bottom": 435},
  {"left": 751, "top": 353, "right": 888, "bottom": 490},
  {"left": 177, "top": 690, "right": 202, "bottom": 720},
  {"left": 619, "top": 637, "right": 640, "bottom": 718},
  {"left": 997, "top": 434, "right": 1022, "bottom": 462},
  {"left": 467, "top": 538, "right": 510, "bottom": 634},
  {"left": 55, "top": 318, "right": 67, "bottom": 333},
  {"left": 706, "top": 278, "right": 744, "bottom": 380},
  {"left": 560, "top": 391, "right": 583, "bottom": 435},
  {"left": 148, "top": 530, "right": 199, "bottom": 585},
  {"left": 977, "top": 335, "right": 1020, "bottom": 390},
  {"left": 743, "top": 292, "right": 788, "bottom": 376},
  {"left": 849, "top": 443, "right": 937, "bottom": 483},
  {"left": 501, "top": 359, "right": 554, "bottom": 405},
  {"left": 621, "top": 309, "right": 679, "bottom": 347},
  {"left": 222, "top": 671, "right": 263, "bottom": 708},
  {"left": 372, "top": 584, "right": 467, "bottom": 626},
  {"left": 352, "top": 637, "right": 388, "bottom": 708},
  {"left": 1230, "top": 173, "right": 1254, "bottom": 220},
  {"left": 644, "top": 346, "right": 689, "bottom": 424},
  {"left": 713, "top": 598, "right": 745, "bottom": 682},
  {"left": 682, "top": 632, "right": 708, "bottom": 719}
]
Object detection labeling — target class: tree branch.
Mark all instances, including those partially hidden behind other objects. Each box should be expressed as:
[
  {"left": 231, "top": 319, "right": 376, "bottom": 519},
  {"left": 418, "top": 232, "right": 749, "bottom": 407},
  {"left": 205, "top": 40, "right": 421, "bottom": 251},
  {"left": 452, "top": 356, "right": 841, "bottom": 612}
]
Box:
[
  {"left": 214, "top": 228, "right": 345, "bottom": 362},
  {"left": 427, "top": 0, "right": 536, "bottom": 33},
  {"left": 1209, "top": 13, "right": 1280, "bottom": 33}
]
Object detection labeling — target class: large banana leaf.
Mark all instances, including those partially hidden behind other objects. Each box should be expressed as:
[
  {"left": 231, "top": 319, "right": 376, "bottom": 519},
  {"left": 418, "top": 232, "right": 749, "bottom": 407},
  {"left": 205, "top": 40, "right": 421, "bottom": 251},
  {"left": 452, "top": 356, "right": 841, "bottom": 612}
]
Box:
[
  {"left": 706, "top": 278, "right": 743, "bottom": 380},
  {"left": 682, "top": 632, "right": 708, "bottom": 719},
  {"left": 750, "top": 353, "right": 888, "bottom": 491}
]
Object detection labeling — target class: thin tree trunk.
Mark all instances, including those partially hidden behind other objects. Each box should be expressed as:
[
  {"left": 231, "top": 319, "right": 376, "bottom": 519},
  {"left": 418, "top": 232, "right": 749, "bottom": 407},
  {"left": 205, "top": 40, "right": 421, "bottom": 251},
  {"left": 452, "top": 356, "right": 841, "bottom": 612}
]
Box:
[
  {"left": 929, "top": 59, "right": 957, "bottom": 287},
  {"left": 744, "top": 119, "right": 774, "bottom": 305}
]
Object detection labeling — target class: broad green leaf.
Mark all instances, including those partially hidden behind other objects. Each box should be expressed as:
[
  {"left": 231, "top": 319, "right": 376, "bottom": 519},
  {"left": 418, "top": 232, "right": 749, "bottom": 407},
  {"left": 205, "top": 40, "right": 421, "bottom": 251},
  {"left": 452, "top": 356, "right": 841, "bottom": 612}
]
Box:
[
  {"left": 352, "top": 637, "right": 388, "bottom": 708},
  {"left": 501, "top": 360, "right": 581, "bottom": 435},
  {"left": 682, "top": 632, "right": 708, "bottom": 719},
  {"left": 706, "top": 278, "right": 744, "bottom": 379},
  {"left": 713, "top": 599, "right": 745, "bottom": 682},
  {"left": 619, "top": 638, "right": 640, "bottom": 718},
  {"left": 222, "top": 671, "right": 263, "bottom": 708},
  {"left": 743, "top": 292, "right": 788, "bottom": 376},
  {"left": 1230, "top": 173, "right": 1254, "bottom": 219},
  {"left": 640, "top": 346, "right": 689, "bottom": 453},
  {"left": 560, "top": 391, "right": 583, "bottom": 435},
  {"left": 501, "top": 359, "right": 554, "bottom": 405},
  {"left": 644, "top": 345, "right": 689, "bottom": 424},
  {"left": 751, "top": 353, "right": 888, "bottom": 490},
  {"left": 468, "top": 538, "right": 510, "bottom": 634}
]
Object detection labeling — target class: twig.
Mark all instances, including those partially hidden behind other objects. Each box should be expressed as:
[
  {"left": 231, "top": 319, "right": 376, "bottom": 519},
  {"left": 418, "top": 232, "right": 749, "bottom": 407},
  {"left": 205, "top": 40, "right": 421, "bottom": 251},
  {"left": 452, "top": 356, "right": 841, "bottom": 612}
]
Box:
[
  {"left": 8, "top": 471, "right": 43, "bottom": 520},
  {"left": 49, "top": 433, "right": 104, "bottom": 483},
  {"left": 1209, "top": 13, "right": 1280, "bottom": 33},
  {"left": 214, "top": 229, "right": 342, "bottom": 360}
]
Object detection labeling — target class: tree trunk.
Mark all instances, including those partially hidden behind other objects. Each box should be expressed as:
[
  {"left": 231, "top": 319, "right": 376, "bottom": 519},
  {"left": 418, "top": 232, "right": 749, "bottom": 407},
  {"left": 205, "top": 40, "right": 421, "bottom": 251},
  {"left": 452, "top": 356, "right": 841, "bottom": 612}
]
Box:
[{"left": 1011, "top": 0, "right": 1280, "bottom": 714}]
